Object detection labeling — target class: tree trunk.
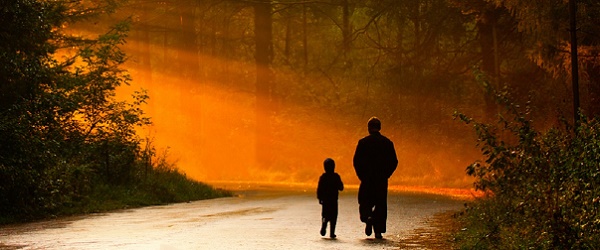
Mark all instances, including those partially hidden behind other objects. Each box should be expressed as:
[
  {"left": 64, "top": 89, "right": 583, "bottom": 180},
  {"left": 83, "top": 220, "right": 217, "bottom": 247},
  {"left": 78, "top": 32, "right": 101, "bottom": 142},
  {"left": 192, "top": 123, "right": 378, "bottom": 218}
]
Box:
[
  {"left": 302, "top": 3, "right": 308, "bottom": 74},
  {"left": 284, "top": 16, "right": 291, "bottom": 60},
  {"left": 254, "top": 0, "right": 274, "bottom": 167},
  {"left": 177, "top": 2, "right": 199, "bottom": 81},
  {"left": 176, "top": 1, "right": 204, "bottom": 159},
  {"left": 342, "top": 0, "right": 351, "bottom": 58},
  {"left": 411, "top": 2, "right": 423, "bottom": 77},
  {"left": 135, "top": 2, "right": 153, "bottom": 111},
  {"left": 477, "top": 9, "right": 499, "bottom": 120},
  {"left": 569, "top": 0, "right": 580, "bottom": 127}
]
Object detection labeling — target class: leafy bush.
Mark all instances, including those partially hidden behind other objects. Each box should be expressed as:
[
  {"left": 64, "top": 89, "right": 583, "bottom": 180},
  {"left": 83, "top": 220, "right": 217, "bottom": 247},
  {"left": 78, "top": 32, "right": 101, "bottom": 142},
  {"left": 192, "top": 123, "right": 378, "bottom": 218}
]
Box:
[
  {"left": 455, "top": 103, "right": 600, "bottom": 248},
  {"left": 0, "top": 0, "right": 230, "bottom": 224}
]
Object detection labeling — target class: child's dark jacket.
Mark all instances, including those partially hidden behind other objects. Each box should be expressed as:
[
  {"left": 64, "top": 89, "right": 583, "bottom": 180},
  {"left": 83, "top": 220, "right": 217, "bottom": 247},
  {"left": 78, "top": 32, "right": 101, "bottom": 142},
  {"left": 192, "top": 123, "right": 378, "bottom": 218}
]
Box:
[{"left": 317, "top": 172, "right": 344, "bottom": 202}]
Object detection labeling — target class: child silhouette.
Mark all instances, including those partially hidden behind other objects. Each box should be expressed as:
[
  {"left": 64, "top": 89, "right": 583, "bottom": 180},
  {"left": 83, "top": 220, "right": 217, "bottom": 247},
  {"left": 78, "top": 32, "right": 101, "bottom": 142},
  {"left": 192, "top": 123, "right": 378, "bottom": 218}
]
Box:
[{"left": 317, "top": 158, "right": 344, "bottom": 238}]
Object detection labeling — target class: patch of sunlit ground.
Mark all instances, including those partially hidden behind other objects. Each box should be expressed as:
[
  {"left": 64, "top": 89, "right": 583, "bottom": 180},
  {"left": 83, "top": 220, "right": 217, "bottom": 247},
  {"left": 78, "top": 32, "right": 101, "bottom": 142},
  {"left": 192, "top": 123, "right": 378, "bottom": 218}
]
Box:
[
  {"left": 208, "top": 180, "right": 482, "bottom": 200},
  {"left": 389, "top": 185, "right": 483, "bottom": 200}
]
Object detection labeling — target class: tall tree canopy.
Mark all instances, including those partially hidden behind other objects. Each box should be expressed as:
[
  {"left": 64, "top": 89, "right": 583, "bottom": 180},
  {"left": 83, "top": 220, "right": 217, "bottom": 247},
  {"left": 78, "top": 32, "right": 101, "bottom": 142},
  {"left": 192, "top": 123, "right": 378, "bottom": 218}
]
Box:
[
  {"left": 0, "top": 0, "right": 150, "bottom": 218},
  {"left": 13, "top": 0, "right": 597, "bottom": 188}
]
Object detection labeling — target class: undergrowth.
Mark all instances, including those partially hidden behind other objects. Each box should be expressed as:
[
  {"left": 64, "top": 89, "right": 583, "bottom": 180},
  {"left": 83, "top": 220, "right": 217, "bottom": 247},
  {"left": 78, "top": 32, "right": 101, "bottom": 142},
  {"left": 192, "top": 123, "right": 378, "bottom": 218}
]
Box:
[{"left": 454, "top": 98, "right": 600, "bottom": 248}]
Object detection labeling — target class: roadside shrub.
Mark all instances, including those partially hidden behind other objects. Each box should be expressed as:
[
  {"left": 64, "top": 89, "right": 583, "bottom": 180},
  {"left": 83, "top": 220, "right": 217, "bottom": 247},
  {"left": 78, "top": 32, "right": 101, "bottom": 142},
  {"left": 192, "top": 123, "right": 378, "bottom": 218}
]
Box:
[
  {"left": 141, "top": 150, "right": 233, "bottom": 203},
  {"left": 0, "top": 0, "right": 230, "bottom": 224},
  {"left": 455, "top": 107, "right": 600, "bottom": 249}
]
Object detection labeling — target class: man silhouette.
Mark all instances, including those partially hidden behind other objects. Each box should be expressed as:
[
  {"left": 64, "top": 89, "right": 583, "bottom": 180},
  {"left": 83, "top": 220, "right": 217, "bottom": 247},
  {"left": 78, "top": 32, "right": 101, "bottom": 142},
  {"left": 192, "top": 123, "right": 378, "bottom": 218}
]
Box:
[{"left": 353, "top": 117, "right": 398, "bottom": 239}]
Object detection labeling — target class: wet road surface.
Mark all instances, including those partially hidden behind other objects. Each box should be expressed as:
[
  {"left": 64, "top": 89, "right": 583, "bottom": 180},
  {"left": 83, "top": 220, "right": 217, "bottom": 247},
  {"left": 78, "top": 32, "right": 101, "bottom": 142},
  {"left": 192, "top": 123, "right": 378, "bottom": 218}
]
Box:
[{"left": 0, "top": 188, "right": 463, "bottom": 249}]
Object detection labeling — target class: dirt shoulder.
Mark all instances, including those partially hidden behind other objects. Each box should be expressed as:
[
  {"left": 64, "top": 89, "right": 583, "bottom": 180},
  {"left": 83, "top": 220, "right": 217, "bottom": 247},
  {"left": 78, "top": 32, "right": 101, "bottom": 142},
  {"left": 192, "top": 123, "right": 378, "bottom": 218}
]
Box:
[{"left": 396, "top": 211, "right": 462, "bottom": 249}]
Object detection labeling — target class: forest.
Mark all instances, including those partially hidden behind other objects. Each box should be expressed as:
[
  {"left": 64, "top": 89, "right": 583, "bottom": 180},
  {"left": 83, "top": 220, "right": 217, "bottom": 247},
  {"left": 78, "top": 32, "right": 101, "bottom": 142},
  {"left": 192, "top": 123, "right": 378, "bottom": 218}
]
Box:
[
  {"left": 95, "top": 0, "right": 600, "bottom": 188},
  {"left": 0, "top": 0, "right": 231, "bottom": 223},
  {"left": 2, "top": 0, "right": 600, "bottom": 247}
]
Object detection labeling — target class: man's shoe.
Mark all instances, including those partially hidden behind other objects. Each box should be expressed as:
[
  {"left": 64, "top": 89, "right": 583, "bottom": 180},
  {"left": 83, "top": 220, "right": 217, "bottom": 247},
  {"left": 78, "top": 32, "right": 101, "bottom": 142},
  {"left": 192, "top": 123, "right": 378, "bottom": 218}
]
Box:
[
  {"left": 365, "top": 223, "right": 372, "bottom": 236},
  {"left": 375, "top": 232, "right": 383, "bottom": 239},
  {"left": 320, "top": 227, "right": 326, "bottom": 236},
  {"left": 330, "top": 234, "right": 336, "bottom": 238}
]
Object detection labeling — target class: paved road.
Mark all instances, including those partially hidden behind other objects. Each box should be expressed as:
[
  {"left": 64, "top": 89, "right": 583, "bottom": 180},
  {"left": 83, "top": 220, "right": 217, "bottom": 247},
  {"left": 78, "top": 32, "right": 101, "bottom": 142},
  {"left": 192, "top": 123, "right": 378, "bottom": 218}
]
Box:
[{"left": 0, "top": 188, "right": 463, "bottom": 249}]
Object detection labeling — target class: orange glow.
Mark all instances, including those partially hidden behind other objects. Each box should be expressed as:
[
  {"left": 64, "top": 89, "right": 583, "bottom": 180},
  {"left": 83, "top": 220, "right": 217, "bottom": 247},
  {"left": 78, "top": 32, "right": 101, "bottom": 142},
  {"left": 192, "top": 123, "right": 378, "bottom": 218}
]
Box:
[
  {"left": 113, "top": 37, "right": 480, "bottom": 192},
  {"left": 388, "top": 185, "right": 484, "bottom": 200},
  {"left": 205, "top": 181, "right": 483, "bottom": 200}
]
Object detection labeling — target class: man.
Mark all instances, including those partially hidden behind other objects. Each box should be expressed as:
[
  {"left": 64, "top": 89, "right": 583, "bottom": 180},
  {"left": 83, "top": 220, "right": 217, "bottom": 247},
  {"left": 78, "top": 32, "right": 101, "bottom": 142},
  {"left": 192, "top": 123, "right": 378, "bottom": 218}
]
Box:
[{"left": 353, "top": 117, "right": 398, "bottom": 239}]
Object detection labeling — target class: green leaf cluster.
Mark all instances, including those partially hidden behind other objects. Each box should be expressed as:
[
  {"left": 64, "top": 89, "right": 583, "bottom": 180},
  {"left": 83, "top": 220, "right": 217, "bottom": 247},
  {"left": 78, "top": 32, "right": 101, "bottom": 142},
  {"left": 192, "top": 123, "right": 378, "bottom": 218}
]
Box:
[
  {"left": 455, "top": 96, "right": 600, "bottom": 248},
  {"left": 0, "top": 0, "right": 229, "bottom": 223}
]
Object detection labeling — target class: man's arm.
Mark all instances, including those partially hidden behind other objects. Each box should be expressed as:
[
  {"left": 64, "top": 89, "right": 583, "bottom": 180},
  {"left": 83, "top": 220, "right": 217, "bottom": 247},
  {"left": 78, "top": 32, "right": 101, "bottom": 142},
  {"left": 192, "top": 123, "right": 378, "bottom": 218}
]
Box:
[
  {"left": 337, "top": 174, "right": 344, "bottom": 191},
  {"left": 386, "top": 140, "right": 398, "bottom": 179},
  {"left": 353, "top": 141, "right": 366, "bottom": 181}
]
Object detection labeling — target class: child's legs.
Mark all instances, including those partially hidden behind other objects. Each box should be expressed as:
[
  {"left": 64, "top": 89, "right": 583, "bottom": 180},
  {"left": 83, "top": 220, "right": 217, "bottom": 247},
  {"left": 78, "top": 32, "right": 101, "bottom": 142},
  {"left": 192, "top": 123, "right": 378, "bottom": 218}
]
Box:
[
  {"left": 320, "top": 210, "right": 328, "bottom": 236},
  {"left": 321, "top": 204, "right": 330, "bottom": 232},
  {"left": 325, "top": 202, "right": 338, "bottom": 234},
  {"left": 322, "top": 202, "right": 338, "bottom": 223},
  {"left": 330, "top": 202, "right": 338, "bottom": 224}
]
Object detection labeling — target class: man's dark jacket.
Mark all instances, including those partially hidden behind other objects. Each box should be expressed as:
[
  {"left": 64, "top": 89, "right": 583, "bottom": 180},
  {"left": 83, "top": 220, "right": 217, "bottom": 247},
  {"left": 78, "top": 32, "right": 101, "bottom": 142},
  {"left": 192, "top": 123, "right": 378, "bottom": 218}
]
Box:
[{"left": 353, "top": 131, "right": 398, "bottom": 205}]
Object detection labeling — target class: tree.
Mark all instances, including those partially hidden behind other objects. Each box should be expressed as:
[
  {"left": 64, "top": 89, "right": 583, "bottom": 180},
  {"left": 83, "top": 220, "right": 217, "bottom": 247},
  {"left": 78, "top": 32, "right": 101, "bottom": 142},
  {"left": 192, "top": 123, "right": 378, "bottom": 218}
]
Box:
[
  {"left": 0, "top": 0, "right": 149, "bottom": 218},
  {"left": 488, "top": 0, "right": 600, "bottom": 118},
  {"left": 83, "top": 0, "right": 598, "bottom": 187},
  {"left": 254, "top": 0, "right": 275, "bottom": 167},
  {"left": 0, "top": 0, "right": 61, "bottom": 111}
]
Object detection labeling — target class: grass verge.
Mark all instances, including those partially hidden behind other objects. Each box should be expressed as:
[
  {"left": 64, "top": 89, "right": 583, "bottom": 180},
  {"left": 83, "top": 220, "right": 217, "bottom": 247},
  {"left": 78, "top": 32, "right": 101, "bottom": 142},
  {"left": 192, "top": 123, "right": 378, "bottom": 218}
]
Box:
[{"left": 0, "top": 168, "right": 232, "bottom": 225}]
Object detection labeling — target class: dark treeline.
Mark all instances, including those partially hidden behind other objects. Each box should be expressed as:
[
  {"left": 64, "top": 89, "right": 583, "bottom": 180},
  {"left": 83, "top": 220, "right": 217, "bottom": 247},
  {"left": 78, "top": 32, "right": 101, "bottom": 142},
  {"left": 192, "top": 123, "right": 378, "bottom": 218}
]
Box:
[
  {"left": 0, "top": 0, "right": 229, "bottom": 223},
  {"left": 91, "top": 0, "right": 600, "bottom": 186}
]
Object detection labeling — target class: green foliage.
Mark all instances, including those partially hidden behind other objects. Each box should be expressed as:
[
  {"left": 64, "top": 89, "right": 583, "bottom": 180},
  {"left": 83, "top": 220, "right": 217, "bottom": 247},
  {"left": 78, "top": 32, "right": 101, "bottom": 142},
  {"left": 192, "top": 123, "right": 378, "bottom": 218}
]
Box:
[
  {"left": 455, "top": 96, "right": 600, "bottom": 248},
  {"left": 57, "top": 153, "right": 232, "bottom": 216},
  {"left": 0, "top": 0, "right": 229, "bottom": 224},
  {"left": 141, "top": 156, "right": 232, "bottom": 203}
]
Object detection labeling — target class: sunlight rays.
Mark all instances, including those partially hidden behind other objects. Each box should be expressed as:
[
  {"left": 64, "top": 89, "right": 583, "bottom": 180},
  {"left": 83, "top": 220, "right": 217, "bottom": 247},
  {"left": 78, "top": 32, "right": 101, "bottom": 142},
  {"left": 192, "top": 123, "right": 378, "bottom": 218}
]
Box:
[{"left": 116, "top": 42, "right": 477, "bottom": 189}]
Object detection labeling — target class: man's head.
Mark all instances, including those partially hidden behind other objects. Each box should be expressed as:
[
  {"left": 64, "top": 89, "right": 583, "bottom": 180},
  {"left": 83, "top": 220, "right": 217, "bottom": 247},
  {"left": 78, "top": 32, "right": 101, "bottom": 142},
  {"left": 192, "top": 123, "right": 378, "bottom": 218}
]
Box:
[
  {"left": 367, "top": 117, "right": 381, "bottom": 134},
  {"left": 324, "top": 158, "right": 335, "bottom": 173}
]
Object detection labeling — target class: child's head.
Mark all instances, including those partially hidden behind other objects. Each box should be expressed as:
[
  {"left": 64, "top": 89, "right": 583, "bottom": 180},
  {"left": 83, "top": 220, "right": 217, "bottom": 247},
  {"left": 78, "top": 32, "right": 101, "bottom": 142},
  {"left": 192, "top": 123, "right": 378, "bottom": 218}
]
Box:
[{"left": 323, "top": 158, "right": 335, "bottom": 173}]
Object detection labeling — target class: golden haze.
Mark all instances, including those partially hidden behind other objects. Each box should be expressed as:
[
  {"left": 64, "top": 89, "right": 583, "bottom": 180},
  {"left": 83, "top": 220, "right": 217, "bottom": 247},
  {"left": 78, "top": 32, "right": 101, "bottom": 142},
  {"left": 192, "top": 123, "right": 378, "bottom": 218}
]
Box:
[{"left": 114, "top": 39, "right": 479, "bottom": 191}]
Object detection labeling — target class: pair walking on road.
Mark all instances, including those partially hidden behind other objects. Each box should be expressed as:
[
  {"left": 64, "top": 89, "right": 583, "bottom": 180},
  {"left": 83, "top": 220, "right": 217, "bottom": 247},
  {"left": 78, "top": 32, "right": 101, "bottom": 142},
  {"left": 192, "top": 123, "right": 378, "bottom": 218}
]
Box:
[{"left": 318, "top": 117, "right": 398, "bottom": 240}]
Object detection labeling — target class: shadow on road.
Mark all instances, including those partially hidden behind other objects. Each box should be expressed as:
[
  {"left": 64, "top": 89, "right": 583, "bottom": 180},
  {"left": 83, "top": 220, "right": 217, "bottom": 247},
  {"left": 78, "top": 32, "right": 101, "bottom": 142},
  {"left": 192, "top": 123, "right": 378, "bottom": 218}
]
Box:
[{"left": 360, "top": 238, "right": 396, "bottom": 247}]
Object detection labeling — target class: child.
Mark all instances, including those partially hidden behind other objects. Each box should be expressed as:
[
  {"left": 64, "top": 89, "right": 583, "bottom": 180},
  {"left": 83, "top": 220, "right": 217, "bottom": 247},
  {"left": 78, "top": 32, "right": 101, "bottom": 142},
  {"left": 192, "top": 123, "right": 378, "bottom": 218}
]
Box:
[{"left": 317, "top": 158, "right": 344, "bottom": 238}]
